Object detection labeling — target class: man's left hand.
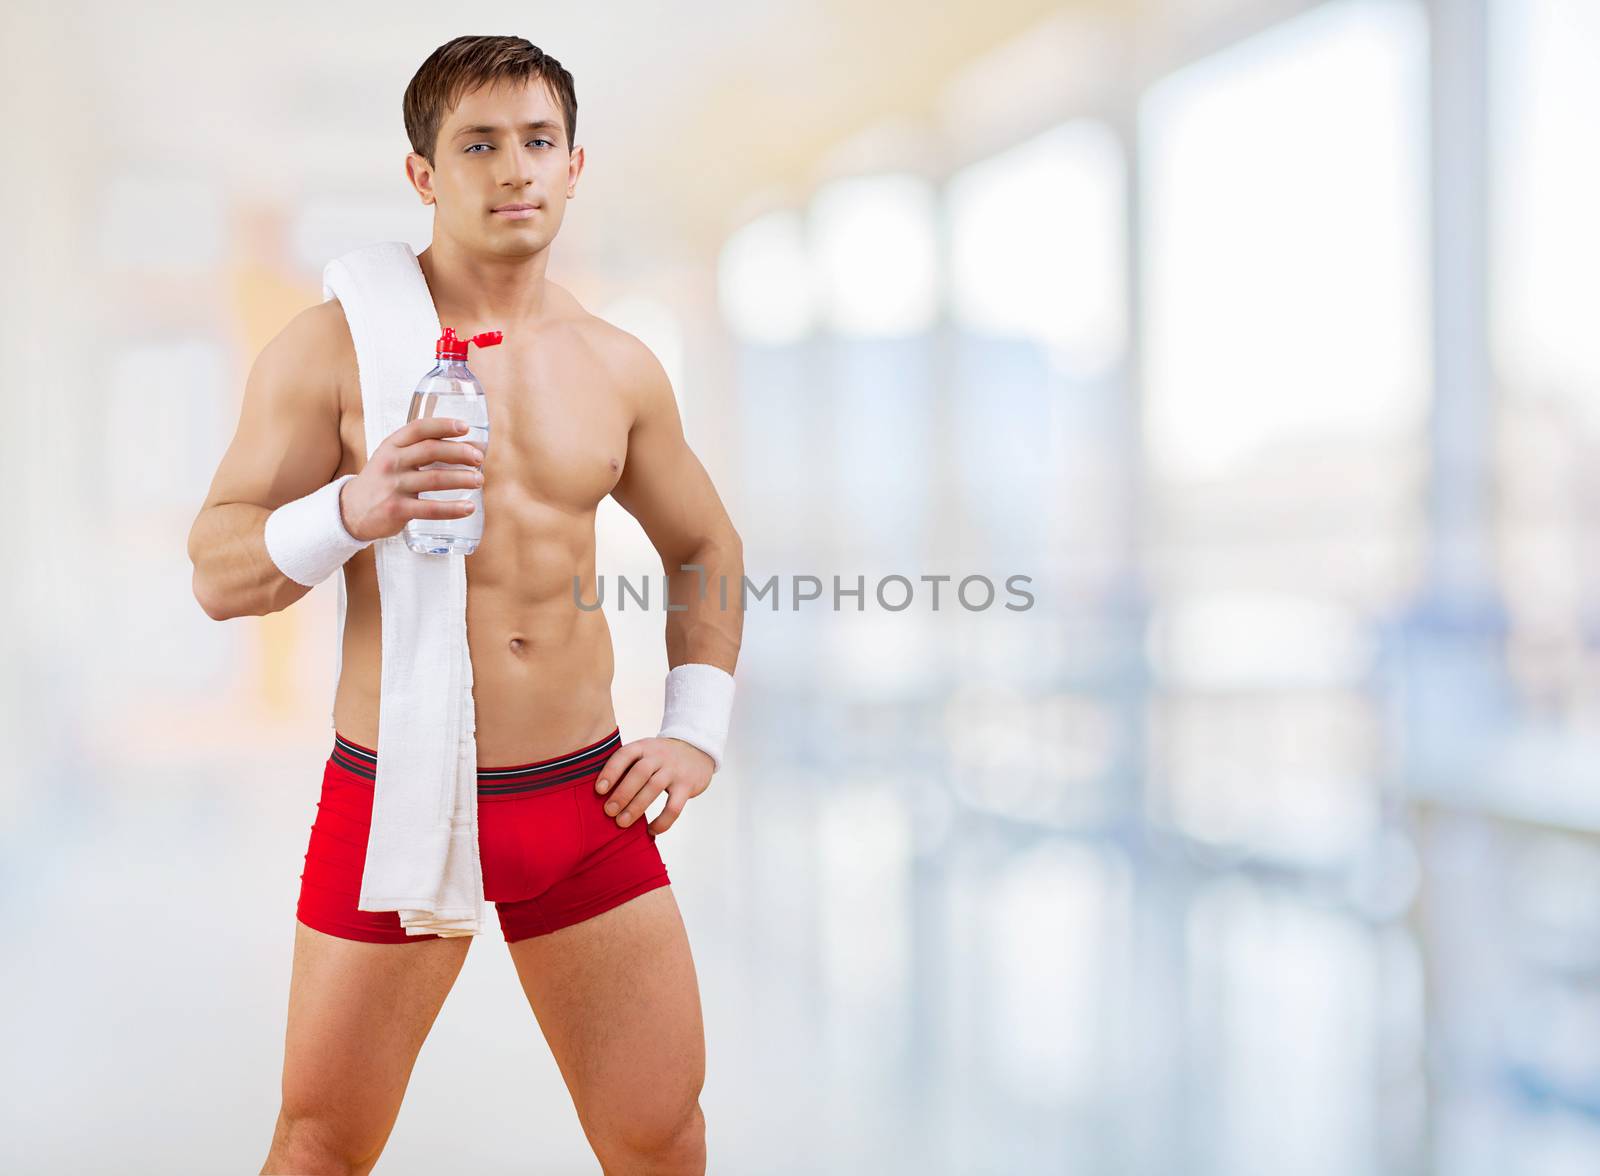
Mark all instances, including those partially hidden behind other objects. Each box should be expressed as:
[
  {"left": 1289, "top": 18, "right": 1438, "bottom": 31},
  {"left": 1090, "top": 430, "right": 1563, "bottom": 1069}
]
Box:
[{"left": 595, "top": 736, "right": 714, "bottom": 836}]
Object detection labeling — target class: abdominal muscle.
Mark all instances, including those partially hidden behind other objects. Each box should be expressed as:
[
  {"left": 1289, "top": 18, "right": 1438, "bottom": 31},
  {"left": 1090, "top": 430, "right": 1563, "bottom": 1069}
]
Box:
[{"left": 330, "top": 507, "right": 623, "bottom": 768}]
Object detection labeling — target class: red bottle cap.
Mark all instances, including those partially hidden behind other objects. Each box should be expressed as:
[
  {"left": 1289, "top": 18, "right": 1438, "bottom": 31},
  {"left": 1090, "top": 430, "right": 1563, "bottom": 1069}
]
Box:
[{"left": 436, "top": 327, "right": 504, "bottom": 360}]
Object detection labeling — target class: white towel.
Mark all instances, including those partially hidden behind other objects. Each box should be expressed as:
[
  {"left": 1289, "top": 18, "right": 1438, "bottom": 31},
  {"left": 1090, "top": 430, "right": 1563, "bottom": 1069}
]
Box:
[{"left": 322, "top": 241, "right": 486, "bottom": 937}]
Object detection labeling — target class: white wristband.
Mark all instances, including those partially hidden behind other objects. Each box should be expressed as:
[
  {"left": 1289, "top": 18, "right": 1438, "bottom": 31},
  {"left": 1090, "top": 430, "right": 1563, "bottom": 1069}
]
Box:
[
  {"left": 263, "top": 473, "right": 371, "bottom": 587},
  {"left": 656, "top": 663, "right": 736, "bottom": 771}
]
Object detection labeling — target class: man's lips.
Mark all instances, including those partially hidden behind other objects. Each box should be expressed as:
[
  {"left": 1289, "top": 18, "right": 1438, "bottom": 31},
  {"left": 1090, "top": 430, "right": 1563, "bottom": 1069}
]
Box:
[{"left": 492, "top": 203, "right": 540, "bottom": 218}]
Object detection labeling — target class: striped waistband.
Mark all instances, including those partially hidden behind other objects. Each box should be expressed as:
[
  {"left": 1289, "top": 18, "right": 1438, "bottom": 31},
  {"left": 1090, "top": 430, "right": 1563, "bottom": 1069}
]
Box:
[{"left": 329, "top": 727, "right": 623, "bottom": 797}]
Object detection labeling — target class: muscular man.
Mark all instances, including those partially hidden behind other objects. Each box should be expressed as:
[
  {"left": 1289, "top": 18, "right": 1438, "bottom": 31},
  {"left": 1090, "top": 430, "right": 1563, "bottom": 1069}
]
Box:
[{"left": 187, "top": 36, "right": 742, "bottom": 1176}]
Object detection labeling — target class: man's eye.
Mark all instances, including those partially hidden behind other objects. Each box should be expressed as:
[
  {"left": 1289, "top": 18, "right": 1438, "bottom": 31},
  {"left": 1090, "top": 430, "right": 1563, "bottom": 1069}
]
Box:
[{"left": 465, "top": 140, "right": 552, "bottom": 153}]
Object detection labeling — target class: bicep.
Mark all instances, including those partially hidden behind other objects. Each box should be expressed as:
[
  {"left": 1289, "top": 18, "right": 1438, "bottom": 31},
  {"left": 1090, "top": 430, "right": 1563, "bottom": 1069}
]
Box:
[
  {"left": 199, "top": 304, "right": 344, "bottom": 514},
  {"left": 609, "top": 344, "right": 731, "bottom": 563}
]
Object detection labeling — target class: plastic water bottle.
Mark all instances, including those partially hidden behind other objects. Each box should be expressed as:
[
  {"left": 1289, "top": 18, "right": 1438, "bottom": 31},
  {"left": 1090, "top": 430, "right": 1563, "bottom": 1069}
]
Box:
[{"left": 403, "top": 326, "right": 503, "bottom": 556}]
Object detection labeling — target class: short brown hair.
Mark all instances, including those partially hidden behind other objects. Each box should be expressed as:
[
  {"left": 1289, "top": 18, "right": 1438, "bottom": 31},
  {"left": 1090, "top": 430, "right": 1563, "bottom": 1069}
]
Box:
[{"left": 403, "top": 36, "right": 577, "bottom": 167}]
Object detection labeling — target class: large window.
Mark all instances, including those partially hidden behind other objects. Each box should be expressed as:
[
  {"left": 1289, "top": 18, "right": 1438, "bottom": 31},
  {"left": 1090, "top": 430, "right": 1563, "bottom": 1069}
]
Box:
[
  {"left": 1491, "top": 0, "right": 1600, "bottom": 412},
  {"left": 1489, "top": 0, "right": 1600, "bottom": 743},
  {"left": 1140, "top": 0, "right": 1430, "bottom": 484},
  {"left": 946, "top": 120, "right": 1128, "bottom": 581},
  {"left": 1137, "top": 0, "right": 1430, "bottom": 864}
]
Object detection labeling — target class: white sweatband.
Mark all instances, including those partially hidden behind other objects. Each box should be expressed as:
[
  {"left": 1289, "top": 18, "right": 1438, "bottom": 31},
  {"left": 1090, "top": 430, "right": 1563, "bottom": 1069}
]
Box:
[
  {"left": 263, "top": 473, "right": 371, "bottom": 587},
  {"left": 656, "top": 662, "right": 736, "bottom": 771}
]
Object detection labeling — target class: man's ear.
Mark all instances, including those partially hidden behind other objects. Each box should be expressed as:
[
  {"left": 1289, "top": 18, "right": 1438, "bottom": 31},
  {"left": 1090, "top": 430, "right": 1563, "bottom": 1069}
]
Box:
[
  {"left": 406, "top": 151, "right": 437, "bottom": 206},
  {"left": 567, "top": 144, "right": 585, "bottom": 198}
]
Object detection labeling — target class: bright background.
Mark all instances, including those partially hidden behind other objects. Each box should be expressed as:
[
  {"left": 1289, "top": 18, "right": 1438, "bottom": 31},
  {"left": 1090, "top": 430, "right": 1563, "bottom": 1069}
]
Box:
[{"left": 4, "top": 0, "right": 1599, "bottom": 1173}]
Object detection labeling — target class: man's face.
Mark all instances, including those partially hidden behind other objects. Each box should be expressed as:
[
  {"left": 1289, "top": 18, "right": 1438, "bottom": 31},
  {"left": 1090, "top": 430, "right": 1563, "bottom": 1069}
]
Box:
[{"left": 409, "top": 77, "right": 583, "bottom": 256}]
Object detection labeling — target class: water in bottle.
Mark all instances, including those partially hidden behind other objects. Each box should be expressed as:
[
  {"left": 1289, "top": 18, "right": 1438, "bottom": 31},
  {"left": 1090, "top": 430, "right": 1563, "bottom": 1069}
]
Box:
[{"left": 403, "top": 326, "right": 503, "bottom": 556}]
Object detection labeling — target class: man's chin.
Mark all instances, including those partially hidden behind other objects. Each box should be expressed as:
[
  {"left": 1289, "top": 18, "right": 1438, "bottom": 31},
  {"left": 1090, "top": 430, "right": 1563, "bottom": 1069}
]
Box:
[{"left": 486, "top": 232, "right": 551, "bottom": 255}]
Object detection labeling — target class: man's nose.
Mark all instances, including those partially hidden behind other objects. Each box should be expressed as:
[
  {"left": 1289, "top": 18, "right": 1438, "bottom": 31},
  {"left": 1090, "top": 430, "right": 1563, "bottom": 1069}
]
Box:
[{"left": 501, "top": 155, "right": 538, "bottom": 191}]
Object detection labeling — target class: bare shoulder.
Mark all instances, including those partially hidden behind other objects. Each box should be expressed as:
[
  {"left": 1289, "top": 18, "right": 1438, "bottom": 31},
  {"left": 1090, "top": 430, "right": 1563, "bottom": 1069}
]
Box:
[
  {"left": 197, "top": 299, "right": 348, "bottom": 515},
  {"left": 274, "top": 297, "right": 353, "bottom": 363},
  {"left": 237, "top": 299, "right": 350, "bottom": 422},
  {"left": 297, "top": 297, "right": 358, "bottom": 412},
  {"left": 245, "top": 298, "right": 351, "bottom": 397},
  {"left": 548, "top": 284, "right": 672, "bottom": 418}
]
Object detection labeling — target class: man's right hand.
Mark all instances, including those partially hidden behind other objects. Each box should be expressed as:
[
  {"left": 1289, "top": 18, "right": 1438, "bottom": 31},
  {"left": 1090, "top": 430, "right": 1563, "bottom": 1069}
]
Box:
[{"left": 339, "top": 416, "right": 486, "bottom": 542}]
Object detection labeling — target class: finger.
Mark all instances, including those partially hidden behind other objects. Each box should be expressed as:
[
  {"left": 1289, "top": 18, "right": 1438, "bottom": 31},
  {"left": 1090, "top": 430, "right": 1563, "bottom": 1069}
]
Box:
[
  {"left": 401, "top": 496, "right": 476, "bottom": 520},
  {"left": 394, "top": 415, "right": 472, "bottom": 448},
  {"left": 647, "top": 784, "right": 690, "bottom": 836},
  {"left": 396, "top": 467, "right": 483, "bottom": 494},
  {"left": 604, "top": 758, "right": 658, "bottom": 816},
  {"left": 616, "top": 775, "right": 669, "bottom": 827},
  {"left": 603, "top": 757, "right": 660, "bottom": 818},
  {"left": 596, "top": 745, "right": 647, "bottom": 796},
  {"left": 398, "top": 438, "right": 484, "bottom": 471}
]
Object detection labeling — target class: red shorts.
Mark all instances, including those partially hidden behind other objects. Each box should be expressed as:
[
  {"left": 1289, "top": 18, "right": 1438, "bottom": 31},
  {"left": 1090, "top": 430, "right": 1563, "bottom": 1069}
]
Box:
[{"left": 296, "top": 726, "right": 670, "bottom": 944}]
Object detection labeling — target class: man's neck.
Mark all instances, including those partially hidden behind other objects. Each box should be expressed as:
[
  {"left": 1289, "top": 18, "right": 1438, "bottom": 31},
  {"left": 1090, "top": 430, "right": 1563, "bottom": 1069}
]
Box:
[{"left": 417, "top": 235, "right": 553, "bottom": 330}]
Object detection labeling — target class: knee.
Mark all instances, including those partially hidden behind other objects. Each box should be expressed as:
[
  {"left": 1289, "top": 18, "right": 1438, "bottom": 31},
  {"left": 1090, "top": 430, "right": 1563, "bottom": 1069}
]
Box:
[
  {"left": 262, "top": 1105, "right": 386, "bottom": 1176},
  {"left": 596, "top": 1097, "right": 706, "bottom": 1175}
]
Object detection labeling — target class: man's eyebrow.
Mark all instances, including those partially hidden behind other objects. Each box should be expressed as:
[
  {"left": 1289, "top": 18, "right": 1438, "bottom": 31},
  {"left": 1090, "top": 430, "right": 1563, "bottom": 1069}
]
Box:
[{"left": 451, "top": 120, "right": 562, "bottom": 139}]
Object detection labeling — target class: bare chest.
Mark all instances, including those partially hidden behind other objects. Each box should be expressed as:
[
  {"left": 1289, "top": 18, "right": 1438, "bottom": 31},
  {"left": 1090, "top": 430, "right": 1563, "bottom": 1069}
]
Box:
[{"left": 337, "top": 331, "right": 631, "bottom": 514}]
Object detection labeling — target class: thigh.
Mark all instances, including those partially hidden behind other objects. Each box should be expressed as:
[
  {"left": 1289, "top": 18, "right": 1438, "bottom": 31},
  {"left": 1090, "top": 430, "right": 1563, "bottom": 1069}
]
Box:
[
  {"left": 275, "top": 919, "right": 471, "bottom": 1156},
  {"left": 506, "top": 886, "right": 704, "bottom": 1142}
]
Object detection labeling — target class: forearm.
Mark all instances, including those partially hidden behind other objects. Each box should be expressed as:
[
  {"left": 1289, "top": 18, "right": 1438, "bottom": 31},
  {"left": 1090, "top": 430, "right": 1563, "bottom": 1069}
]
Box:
[
  {"left": 662, "top": 533, "right": 743, "bottom": 673},
  {"left": 655, "top": 532, "right": 743, "bottom": 769},
  {"left": 190, "top": 476, "right": 367, "bottom": 620},
  {"left": 190, "top": 503, "right": 311, "bottom": 620}
]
